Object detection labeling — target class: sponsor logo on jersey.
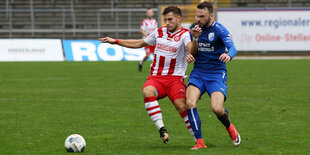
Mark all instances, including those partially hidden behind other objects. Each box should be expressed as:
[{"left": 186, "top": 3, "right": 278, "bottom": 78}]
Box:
[
  {"left": 208, "top": 32, "right": 215, "bottom": 41},
  {"left": 198, "top": 42, "right": 214, "bottom": 52},
  {"left": 157, "top": 43, "right": 177, "bottom": 53}
]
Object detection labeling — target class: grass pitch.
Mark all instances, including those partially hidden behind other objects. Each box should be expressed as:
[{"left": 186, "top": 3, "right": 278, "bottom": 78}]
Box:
[{"left": 0, "top": 60, "right": 309, "bottom": 154}]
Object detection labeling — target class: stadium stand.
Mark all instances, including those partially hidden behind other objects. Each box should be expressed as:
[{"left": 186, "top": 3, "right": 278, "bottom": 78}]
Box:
[{"left": 0, "top": 0, "right": 309, "bottom": 39}]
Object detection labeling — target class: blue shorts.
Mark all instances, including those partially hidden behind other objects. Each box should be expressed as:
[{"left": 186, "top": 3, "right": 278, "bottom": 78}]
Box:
[{"left": 188, "top": 71, "right": 227, "bottom": 99}]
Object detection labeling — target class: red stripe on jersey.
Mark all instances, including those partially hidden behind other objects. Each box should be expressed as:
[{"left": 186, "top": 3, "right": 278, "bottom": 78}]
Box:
[
  {"left": 177, "top": 29, "right": 190, "bottom": 39},
  {"left": 167, "top": 31, "right": 172, "bottom": 38},
  {"left": 187, "top": 126, "right": 192, "bottom": 129},
  {"left": 141, "top": 20, "right": 144, "bottom": 26},
  {"left": 149, "top": 110, "right": 162, "bottom": 116},
  {"left": 167, "top": 58, "right": 176, "bottom": 75},
  {"left": 146, "top": 105, "right": 160, "bottom": 111},
  {"left": 150, "top": 54, "right": 157, "bottom": 75},
  {"left": 157, "top": 27, "right": 163, "bottom": 38},
  {"left": 156, "top": 56, "right": 166, "bottom": 75},
  {"left": 185, "top": 120, "right": 190, "bottom": 124},
  {"left": 167, "top": 28, "right": 185, "bottom": 38}
]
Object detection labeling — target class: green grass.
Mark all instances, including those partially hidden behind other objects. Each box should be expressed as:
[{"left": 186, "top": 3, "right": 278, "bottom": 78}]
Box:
[{"left": 0, "top": 60, "right": 309, "bottom": 154}]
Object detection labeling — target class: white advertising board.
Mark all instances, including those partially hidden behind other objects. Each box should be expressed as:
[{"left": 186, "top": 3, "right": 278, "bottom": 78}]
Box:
[
  {"left": 0, "top": 39, "right": 64, "bottom": 61},
  {"left": 217, "top": 9, "right": 310, "bottom": 51}
]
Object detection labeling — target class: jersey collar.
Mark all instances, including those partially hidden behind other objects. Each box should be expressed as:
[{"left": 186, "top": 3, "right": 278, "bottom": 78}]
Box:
[
  {"left": 166, "top": 27, "right": 186, "bottom": 38},
  {"left": 202, "top": 21, "right": 216, "bottom": 30}
]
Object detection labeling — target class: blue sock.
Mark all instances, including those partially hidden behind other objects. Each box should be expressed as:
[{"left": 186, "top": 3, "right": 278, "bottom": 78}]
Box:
[
  {"left": 187, "top": 108, "right": 202, "bottom": 139},
  {"left": 217, "top": 108, "right": 231, "bottom": 128}
]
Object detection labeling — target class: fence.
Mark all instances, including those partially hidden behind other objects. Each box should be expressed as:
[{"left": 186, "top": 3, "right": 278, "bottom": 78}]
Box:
[
  {"left": 0, "top": 8, "right": 160, "bottom": 39},
  {"left": 97, "top": 8, "right": 160, "bottom": 38},
  {"left": 1, "top": 0, "right": 309, "bottom": 39}
]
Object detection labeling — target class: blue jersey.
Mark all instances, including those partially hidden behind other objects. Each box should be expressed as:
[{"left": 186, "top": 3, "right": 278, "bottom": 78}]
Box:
[{"left": 192, "top": 22, "right": 237, "bottom": 73}]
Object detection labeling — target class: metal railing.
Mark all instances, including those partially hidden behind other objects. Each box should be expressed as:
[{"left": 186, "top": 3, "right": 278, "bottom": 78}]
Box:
[
  {"left": 1, "top": 0, "right": 308, "bottom": 39},
  {"left": 96, "top": 8, "right": 160, "bottom": 38},
  {"left": 0, "top": 8, "right": 72, "bottom": 38},
  {"left": 0, "top": 8, "right": 160, "bottom": 39}
]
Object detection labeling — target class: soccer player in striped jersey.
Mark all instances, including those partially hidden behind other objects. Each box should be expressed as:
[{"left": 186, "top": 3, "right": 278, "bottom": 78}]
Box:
[
  {"left": 99, "top": 6, "right": 195, "bottom": 144},
  {"left": 139, "top": 8, "right": 158, "bottom": 72},
  {"left": 185, "top": 1, "right": 241, "bottom": 150}
]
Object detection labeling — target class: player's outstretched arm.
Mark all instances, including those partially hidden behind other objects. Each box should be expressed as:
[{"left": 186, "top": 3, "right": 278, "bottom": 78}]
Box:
[{"left": 98, "top": 37, "right": 148, "bottom": 48}]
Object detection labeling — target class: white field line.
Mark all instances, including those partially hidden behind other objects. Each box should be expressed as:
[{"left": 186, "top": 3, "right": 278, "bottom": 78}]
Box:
[{"left": 235, "top": 56, "right": 310, "bottom": 60}]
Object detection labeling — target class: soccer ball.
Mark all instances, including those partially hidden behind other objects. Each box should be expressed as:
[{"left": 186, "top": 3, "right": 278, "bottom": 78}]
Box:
[{"left": 64, "top": 134, "right": 86, "bottom": 152}]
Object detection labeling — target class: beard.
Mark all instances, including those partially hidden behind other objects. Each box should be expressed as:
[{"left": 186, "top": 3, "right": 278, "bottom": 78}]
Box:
[{"left": 202, "top": 17, "right": 211, "bottom": 28}]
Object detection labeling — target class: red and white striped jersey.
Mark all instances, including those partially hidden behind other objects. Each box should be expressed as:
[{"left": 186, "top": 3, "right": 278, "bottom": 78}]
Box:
[
  {"left": 144, "top": 26, "right": 191, "bottom": 77},
  {"left": 140, "top": 18, "right": 158, "bottom": 38}
]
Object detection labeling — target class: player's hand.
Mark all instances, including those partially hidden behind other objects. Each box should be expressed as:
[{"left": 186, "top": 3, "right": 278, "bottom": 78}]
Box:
[
  {"left": 98, "top": 37, "right": 116, "bottom": 44},
  {"left": 219, "top": 53, "right": 231, "bottom": 63},
  {"left": 191, "top": 25, "right": 202, "bottom": 38},
  {"left": 186, "top": 53, "right": 195, "bottom": 63}
]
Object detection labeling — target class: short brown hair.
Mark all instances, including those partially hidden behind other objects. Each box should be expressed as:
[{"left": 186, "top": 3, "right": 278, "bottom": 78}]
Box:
[
  {"left": 197, "top": 1, "right": 214, "bottom": 13},
  {"left": 162, "top": 6, "right": 182, "bottom": 17}
]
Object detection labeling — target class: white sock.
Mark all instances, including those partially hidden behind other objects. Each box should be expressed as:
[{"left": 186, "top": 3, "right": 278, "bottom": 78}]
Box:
[{"left": 154, "top": 120, "right": 164, "bottom": 130}]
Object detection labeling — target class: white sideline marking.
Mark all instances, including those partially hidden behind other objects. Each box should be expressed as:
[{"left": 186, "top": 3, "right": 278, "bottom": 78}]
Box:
[{"left": 235, "top": 56, "right": 310, "bottom": 60}]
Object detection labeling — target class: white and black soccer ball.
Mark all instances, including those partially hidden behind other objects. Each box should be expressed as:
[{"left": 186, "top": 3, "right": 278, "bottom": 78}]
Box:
[{"left": 64, "top": 134, "right": 86, "bottom": 152}]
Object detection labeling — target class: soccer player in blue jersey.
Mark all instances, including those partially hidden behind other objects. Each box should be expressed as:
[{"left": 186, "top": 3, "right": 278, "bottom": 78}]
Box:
[{"left": 186, "top": 1, "right": 241, "bottom": 149}]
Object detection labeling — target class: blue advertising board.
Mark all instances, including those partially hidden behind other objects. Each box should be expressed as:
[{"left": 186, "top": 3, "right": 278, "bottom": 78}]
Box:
[{"left": 63, "top": 40, "right": 151, "bottom": 61}]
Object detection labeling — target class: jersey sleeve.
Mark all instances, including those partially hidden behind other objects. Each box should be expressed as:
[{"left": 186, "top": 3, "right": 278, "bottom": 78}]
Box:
[
  {"left": 143, "top": 29, "right": 157, "bottom": 46},
  {"left": 218, "top": 24, "right": 237, "bottom": 59},
  {"left": 183, "top": 31, "right": 191, "bottom": 47}
]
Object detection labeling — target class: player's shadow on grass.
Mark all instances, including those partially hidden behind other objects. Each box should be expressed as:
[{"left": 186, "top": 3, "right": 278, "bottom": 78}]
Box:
[
  {"left": 144, "top": 141, "right": 240, "bottom": 152},
  {"left": 144, "top": 142, "right": 217, "bottom": 151},
  {"left": 205, "top": 142, "right": 216, "bottom": 148}
]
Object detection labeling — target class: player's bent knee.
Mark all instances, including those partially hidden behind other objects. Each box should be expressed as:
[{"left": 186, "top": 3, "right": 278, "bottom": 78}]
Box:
[
  {"left": 176, "top": 103, "right": 186, "bottom": 113},
  {"left": 186, "top": 98, "right": 197, "bottom": 109},
  {"left": 211, "top": 105, "right": 224, "bottom": 116},
  {"left": 143, "top": 86, "right": 156, "bottom": 98},
  {"left": 173, "top": 98, "right": 186, "bottom": 113}
]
